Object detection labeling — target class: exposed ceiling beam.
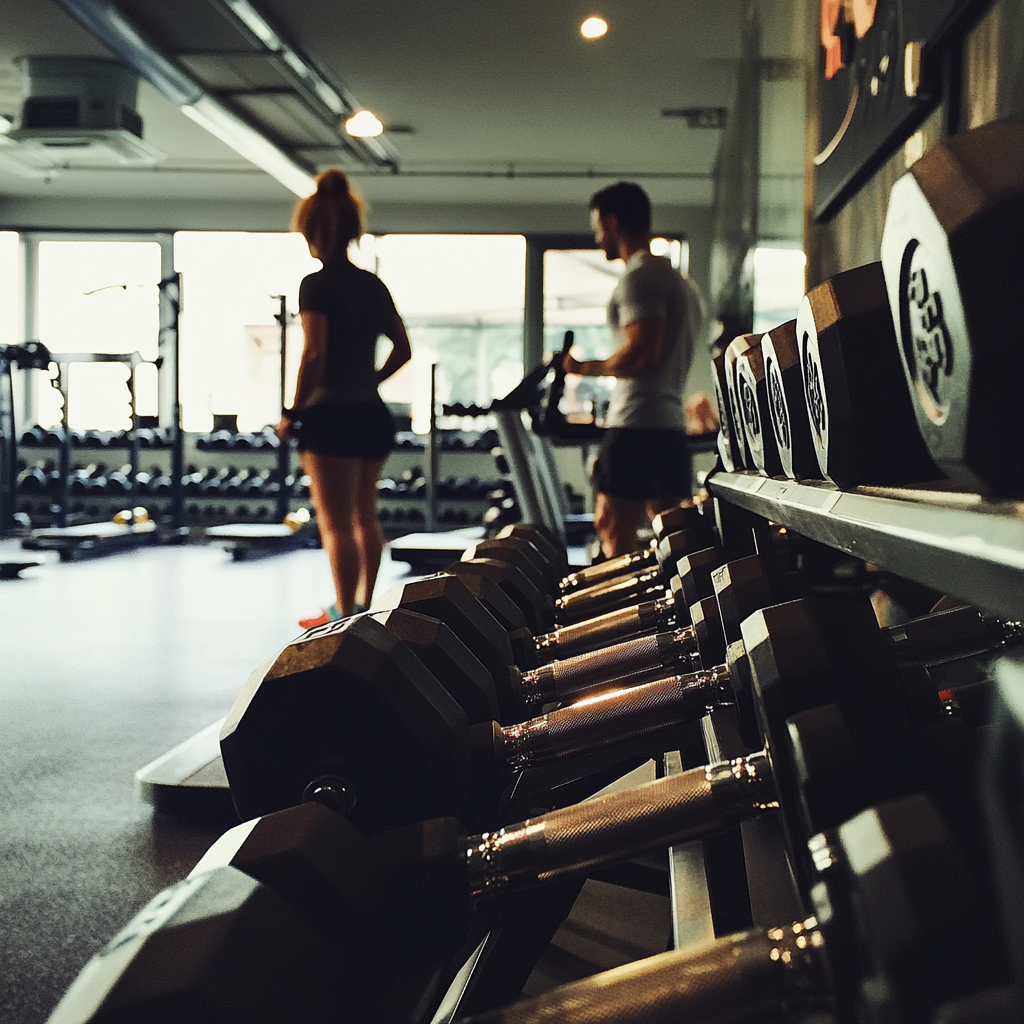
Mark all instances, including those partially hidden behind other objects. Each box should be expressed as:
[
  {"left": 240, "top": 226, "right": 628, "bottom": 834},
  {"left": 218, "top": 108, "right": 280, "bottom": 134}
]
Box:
[{"left": 51, "top": 0, "right": 319, "bottom": 195}]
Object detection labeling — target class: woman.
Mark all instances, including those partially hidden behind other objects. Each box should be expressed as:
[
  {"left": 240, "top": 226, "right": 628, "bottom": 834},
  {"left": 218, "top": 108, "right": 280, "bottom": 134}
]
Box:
[{"left": 277, "top": 169, "right": 412, "bottom": 628}]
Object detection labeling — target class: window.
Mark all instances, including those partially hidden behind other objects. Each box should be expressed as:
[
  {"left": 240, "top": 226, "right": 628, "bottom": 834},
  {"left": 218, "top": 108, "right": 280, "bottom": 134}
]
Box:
[
  {"left": 0, "top": 232, "right": 20, "bottom": 348},
  {"left": 542, "top": 237, "right": 688, "bottom": 420},
  {"left": 35, "top": 240, "right": 163, "bottom": 431},
  {"left": 173, "top": 232, "right": 525, "bottom": 434},
  {"left": 753, "top": 245, "right": 806, "bottom": 335},
  {"left": 373, "top": 234, "right": 525, "bottom": 431},
  {"left": 174, "top": 231, "right": 318, "bottom": 432}
]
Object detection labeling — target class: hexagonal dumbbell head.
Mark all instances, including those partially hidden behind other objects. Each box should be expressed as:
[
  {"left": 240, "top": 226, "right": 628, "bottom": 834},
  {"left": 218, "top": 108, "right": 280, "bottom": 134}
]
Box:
[
  {"left": 712, "top": 347, "right": 745, "bottom": 471},
  {"left": 220, "top": 614, "right": 472, "bottom": 835},
  {"left": 449, "top": 557, "right": 554, "bottom": 634},
  {"left": 796, "top": 262, "right": 941, "bottom": 488},
  {"left": 688, "top": 596, "right": 727, "bottom": 669},
  {"left": 650, "top": 502, "right": 706, "bottom": 540},
  {"left": 837, "top": 794, "right": 1005, "bottom": 1022},
  {"left": 190, "top": 801, "right": 393, "bottom": 968},
  {"left": 466, "top": 537, "right": 552, "bottom": 595},
  {"left": 760, "top": 319, "right": 822, "bottom": 481},
  {"left": 370, "top": 607, "right": 500, "bottom": 725},
  {"left": 379, "top": 574, "right": 518, "bottom": 719},
  {"left": 190, "top": 805, "right": 473, "bottom": 1023},
  {"left": 47, "top": 867, "right": 351, "bottom": 1023},
  {"left": 452, "top": 570, "right": 528, "bottom": 634},
  {"left": 712, "top": 554, "right": 775, "bottom": 647},
  {"left": 736, "top": 332, "right": 785, "bottom": 477},
  {"left": 677, "top": 545, "right": 724, "bottom": 607},
  {"left": 881, "top": 116, "right": 1024, "bottom": 494},
  {"left": 496, "top": 521, "right": 567, "bottom": 577}
]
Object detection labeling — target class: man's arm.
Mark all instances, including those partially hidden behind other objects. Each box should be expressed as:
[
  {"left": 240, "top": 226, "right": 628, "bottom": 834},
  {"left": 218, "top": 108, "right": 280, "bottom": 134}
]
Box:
[{"left": 564, "top": 318, "right": 664, "bottom": 378}]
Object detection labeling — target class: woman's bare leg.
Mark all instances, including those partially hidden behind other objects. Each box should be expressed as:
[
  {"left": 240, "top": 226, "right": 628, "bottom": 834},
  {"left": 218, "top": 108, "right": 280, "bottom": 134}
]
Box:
[
  {"left": 301, "top": 451, "right": 362, "bottom": 615},
  {"left": 354, "top": 457, "right": 386, "bottom": 608}
]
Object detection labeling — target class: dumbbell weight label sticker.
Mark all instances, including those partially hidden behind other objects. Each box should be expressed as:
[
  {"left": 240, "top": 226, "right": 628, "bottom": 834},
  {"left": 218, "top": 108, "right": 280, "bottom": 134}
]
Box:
[
  {"left": 801, "top": 331, "right": 827, "bottom": 446},
  {"left": 898, "top": 239, "right": 954, "bottom": 425},
  {"left": 767, "top": 355, "right": 791, "bottom": 452}
]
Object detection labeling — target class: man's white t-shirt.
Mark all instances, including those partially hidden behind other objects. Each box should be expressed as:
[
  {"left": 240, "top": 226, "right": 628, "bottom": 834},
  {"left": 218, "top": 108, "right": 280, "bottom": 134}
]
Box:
[{"left": 604, "top": 251, "right": 702, "bottom": 430}]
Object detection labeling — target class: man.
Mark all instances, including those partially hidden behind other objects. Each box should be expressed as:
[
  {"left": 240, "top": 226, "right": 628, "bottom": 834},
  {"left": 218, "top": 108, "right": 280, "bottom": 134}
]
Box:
[{"left": 564, "top": 181, "right": 702, "bottom": 557}]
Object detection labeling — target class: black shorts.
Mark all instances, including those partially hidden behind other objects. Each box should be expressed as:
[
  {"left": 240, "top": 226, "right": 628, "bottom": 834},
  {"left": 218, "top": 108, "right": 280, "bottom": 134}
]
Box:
[
  {"left": 294, "top": 400, "right": 394, "bottom": 460},
  {"left": 593, "top": 427, "right": 692, "bottom": 501}
]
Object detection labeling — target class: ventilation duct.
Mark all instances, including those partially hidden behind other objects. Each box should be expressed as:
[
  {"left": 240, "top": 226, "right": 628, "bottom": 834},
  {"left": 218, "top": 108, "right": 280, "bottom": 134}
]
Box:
[{"left": 6, "top": 56, "right": 164, "bottom": 165}]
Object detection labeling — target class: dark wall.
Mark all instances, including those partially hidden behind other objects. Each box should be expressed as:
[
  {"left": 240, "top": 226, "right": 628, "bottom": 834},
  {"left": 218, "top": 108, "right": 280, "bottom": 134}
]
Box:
[
  {"left": 707, "top": 0, "right": 761, "bottom": 336},
  {"left": 804, "top": 0, "right": 1024, "bottom": 287}
]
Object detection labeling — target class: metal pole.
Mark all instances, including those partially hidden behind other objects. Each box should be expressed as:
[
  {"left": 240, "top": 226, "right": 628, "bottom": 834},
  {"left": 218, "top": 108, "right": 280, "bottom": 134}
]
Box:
[
  {"left": 128, "top": 359, "right": 140, "bottom": 503},
  {"left": 167, "top": 274, "right": 186, "bottom": 534},
  {"left": 426, "top": 362, "right": 438, "bottom": 532},
  {"left": 0, "top": 351, "right": 15, "bottom": 536},
  {"left": 524, "top": 236, "right": 544, "bottom": 375},
  {"left": 273, "top": 295, "right": 291, "bottom": 522},
  {"left": 56, "top": 363, "right": 70, "bottom": 529}
]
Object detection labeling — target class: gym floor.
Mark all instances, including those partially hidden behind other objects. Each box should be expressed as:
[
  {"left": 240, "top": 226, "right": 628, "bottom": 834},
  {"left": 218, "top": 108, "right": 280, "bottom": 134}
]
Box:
[
  {"left": 0, "top": 538, "right": 669, "bottom": 1023},
  {"left": 0, "top": 539, "right": 382, "bottom": 1023}
]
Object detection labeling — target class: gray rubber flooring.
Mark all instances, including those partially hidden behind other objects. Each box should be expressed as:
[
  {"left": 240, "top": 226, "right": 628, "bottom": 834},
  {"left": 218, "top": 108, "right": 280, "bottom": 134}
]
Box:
[{"left": 0, "top": 539, "right": 409, "bottom": 1024}]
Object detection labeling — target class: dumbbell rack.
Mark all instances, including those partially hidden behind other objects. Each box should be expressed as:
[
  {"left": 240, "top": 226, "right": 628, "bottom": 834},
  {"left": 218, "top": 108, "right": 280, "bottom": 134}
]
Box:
[
  {"left": 709, "top": 472, "right": 1024, "bottom": 621},
  {"left": 438, "top": 475, "right": 1024, "bottom": 1018}
]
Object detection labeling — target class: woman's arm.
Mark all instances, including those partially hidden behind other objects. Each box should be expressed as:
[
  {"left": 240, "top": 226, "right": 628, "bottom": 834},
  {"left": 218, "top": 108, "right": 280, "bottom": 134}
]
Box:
[
  {"left": 275, "top": 310, "right": 327, "bottom": 439},
  {"left": 376, "top": 309, "right": 413, "bottom": 384}
]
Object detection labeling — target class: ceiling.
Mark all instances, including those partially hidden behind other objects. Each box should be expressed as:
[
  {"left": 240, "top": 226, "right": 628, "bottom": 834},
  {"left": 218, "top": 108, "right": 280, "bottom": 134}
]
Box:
[{"left": 0, "top": 0, "right": 807, "bottom": 234}]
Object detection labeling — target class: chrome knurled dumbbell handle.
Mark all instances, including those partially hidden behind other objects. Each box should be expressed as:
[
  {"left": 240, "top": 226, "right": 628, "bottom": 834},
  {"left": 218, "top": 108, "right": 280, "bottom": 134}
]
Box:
[
  {"left": 516, "top": 626, "right": 701, "bottom": 708},
  {"left": 458, "top": 917, "right": 824, "bottom": 1023},
  {"left": 503, "top": 665, "right": 733, "bottom": 770},
  {"left": 533, "top": 595, "right": 677, "bottom": 662},
  {"left": 466, "top": 749, "right": 774, "bottom": 894}
]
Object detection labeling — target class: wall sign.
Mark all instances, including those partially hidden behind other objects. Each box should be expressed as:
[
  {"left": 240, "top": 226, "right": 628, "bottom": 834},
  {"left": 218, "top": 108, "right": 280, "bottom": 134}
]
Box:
[{"left": 814, "top": 0, "right": 992, "bottom": 220}]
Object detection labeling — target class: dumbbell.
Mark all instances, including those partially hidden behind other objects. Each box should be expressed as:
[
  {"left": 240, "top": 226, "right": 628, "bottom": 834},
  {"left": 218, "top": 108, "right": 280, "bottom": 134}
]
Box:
[
  {"left": 735, "top": 322, "right": 828, "bottom": 481},
  {"left": 552, "top": 526, "right": 717, "bottom": 625},
  {"left": 220, "top": 574, "right": 992, "bottom": 838},
  {"left": 67, "top": 593, "right": 998, "bottom": 1022},
  {"left": 215, "top": 596, "right": 994, "bottom": 996},
  {"left": 67, "top": 463, "right": 107, "bottom": 495},
  {"left": 104, "top": 465, "right": 132, "bottom": 495},
  {"left": 19, "top": 424, "right": 45, "bottom": 447},
  {"left": 199, "top": 467, "right": 234, "bottom": 493},
  {"left": 480, "top": 508, "right": 697, "bottom": 605},
  {"left": 384, "top": 529, "right": 716, "bottom": 700},
  {"left": 447, "top": 555, "right": 555, "bottom": 634},
  {"left": 16, "top": 464, "right": 49, "bottom": 494},
  {"left": 880, "top": 116, "right": 1024, "bottom": 495},
  {"left": 44, "top": 865, "right": 366, "bottom": 1024},
  {"left": 56, "top": 783, "right": 999, "bottom": 1024},
  {"left": 551, "top": 535, "right": 703, "bottom": 624},
  {"left": 796, "top": 261, "right": 942, "bottom": 488},
  {"left": 555, "top": 504, "right": 706, "bottom": 595},
  {"left": 456, "top": 794, "right": 1005, "bottom": 1024}
]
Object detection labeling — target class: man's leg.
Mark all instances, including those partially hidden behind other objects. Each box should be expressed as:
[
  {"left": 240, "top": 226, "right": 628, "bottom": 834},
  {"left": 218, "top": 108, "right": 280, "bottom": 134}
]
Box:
[{"left": 594, "top": 491, "right": 646, "bottom": 557}]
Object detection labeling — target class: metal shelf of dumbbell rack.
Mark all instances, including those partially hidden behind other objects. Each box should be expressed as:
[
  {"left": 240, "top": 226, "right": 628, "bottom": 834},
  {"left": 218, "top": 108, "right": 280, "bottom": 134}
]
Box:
[{"left": 709, "top": 470, "right": 1024, "bottom": 621}]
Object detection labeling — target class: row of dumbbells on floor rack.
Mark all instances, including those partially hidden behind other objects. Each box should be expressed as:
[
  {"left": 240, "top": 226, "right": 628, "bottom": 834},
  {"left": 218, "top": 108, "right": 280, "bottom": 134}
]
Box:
[
  {"left": 18, "top": 424, "right": 503, "bottom": 453},
  {"left": 12, "top": 425, "right": 523, "bottom": 531},
  {"left": 51, "top": 498, "right": 1024, "bottom": 1022}
]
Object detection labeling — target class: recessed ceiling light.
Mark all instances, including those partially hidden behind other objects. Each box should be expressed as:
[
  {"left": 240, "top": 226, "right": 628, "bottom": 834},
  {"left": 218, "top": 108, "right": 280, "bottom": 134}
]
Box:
[
  {"left": 650, "top": 237, "right": 670, "bottom": 256},
  {"left": 345, "top": 110, "right": 384, "bottom": 138},
  {"left": 580, "top": 16, "right": 608, "bottom": 40}
]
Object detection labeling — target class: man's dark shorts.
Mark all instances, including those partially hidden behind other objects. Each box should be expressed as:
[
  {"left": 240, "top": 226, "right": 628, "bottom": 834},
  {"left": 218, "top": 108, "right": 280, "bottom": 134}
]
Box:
[{"left": 593, "top": 427, "right": 692, "bottom": 501}]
